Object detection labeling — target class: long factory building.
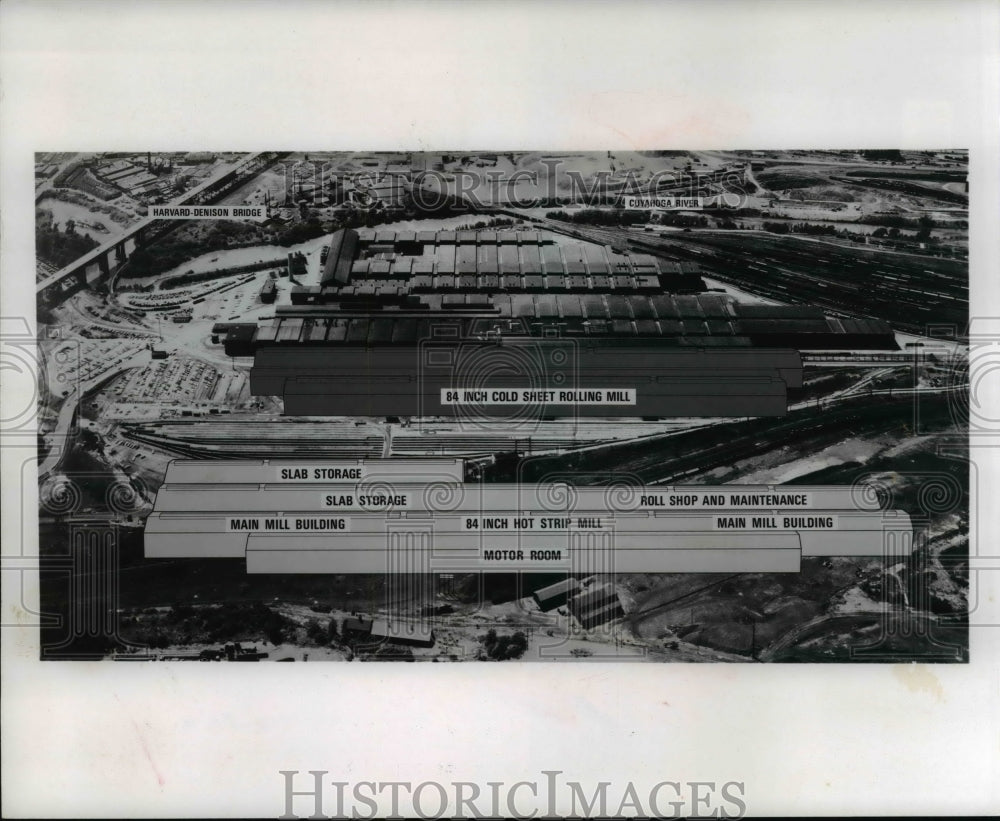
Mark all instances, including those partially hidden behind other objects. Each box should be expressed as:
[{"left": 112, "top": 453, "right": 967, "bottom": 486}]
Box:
[
  {"left": 145, "top": 459, "right": 914, "bottom": 574},
  {"left": 221, "top": 227, "right": 898, "bottom": 418}
]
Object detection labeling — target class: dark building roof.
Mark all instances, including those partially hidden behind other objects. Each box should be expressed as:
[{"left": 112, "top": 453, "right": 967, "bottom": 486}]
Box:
[
  {"left": 533, "top": 578, "right": 582, "bottom": 610},
  {"left": 578, "top": 600, "right": 625, "bottom": 630},
  {"left": 342, "top": 617, "right": 372, "bottom": 636},
  {"left": 568, "top": 583, "right": 619, "bottom": 616},
  {"left": 369, "top": 619, "right": 435, "bottom": 647},
  {"left": 228, "top": 227, "right": 898, "bottom": 360},
  {"left": 320, "top": 228, "right": 360, "bottom": 286},
  {"left": 233, "top": 289, "right": 896, "bottom": 351}
]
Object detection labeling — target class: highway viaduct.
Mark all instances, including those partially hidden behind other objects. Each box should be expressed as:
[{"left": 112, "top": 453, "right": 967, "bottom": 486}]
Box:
[{"left": 37, "top": 151, "right": 289, "bottom": 305}]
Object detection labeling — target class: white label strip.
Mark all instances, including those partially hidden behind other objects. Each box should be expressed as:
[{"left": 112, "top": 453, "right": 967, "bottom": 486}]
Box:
[
  {"left": 712, "top": 514, "right": 838, "bottom": 530},
  {"left": 461, "top": 515, "right": 609, "bottom": 532},
  {"left": 441, "top": 388, "right": 636, "bottom": 405},
  {"left": 150, "top": 205, "right": 267, "bottom": 221},
  {"left": 227, "top": 516, "right": 351, "bottom": 532}
]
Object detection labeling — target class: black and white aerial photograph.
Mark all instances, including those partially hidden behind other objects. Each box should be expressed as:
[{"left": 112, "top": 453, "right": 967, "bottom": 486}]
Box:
[
  {"left": 34, "top": 148, "right": 970, "bottom": 663},
  {"left": 4, "top": 2, "right": 999, "bottom": 819}
]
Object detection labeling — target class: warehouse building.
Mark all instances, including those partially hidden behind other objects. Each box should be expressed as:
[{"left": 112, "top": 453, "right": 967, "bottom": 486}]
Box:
[
  {"left": 221, "top": 226, "right": 897, "bottom": 417},
  {"left": 321, "top": 227, "right": 359, "bottom": 286},
  {"left": 577, "top": 599, "right": 626, "bottom": 630},
  {"left": 533, "top": 578, "right": 582, "bottom": 611},
  {"left": 295, "top": 227, "right": 705, "bottom": 304},
  {"left": 368, "top": 618, "right": 435, "bottom": 648},
  {"left": 567, "top": 583, "right": 624, "bottom": 629},
  {"left": 257, "top": 294, "right": 894, "bottom": 349},
  {"left": 341, "top": 616, "right": 373, "bottom": 640},
  {"left": 264, "top": 227, "right": 896, "bottom": 351}
]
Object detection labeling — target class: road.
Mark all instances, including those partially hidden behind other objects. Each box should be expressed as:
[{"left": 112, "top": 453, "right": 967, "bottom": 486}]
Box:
[
  {"left": 742, "top": 162, "right": 768, "bottom": 196},
  {"left": 756, "top": 609, "right": 951, "bottom": 662},
  {"left": 34, "top": 153, "right": 93, "bottom": 201},
  {"left": 788, "top": 367, "right": 901, "bottom": 411},
  {"left": 61, "top": 295, "right": 158, "bottom": 338},
  {"left": 37, "top": 386, "right": 81, "bottom": 481},
  {"left": 38, "top": 350, "right": 151, "bottom": 481},
  {"left": 37, "top": 152, "right": 268, "bottom": 296}
]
